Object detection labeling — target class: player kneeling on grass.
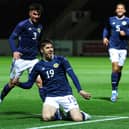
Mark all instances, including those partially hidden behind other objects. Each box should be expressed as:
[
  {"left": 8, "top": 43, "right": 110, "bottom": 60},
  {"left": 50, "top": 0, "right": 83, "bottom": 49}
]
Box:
[{"left": 16, "top": 39, "right": 91, "bottom": 121}]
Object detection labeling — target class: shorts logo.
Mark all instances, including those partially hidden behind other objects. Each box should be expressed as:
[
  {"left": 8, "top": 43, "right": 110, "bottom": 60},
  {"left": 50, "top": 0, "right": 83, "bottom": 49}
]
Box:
[{"left": 53, "top": 63, "right": 59, "bottom": 68}]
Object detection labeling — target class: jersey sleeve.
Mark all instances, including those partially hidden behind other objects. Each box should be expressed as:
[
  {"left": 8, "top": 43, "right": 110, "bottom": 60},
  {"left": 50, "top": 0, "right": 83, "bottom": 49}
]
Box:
[
  {"left": 103, "top": 18, "right": 111, "bottom": 39},
  {"left": 18, "top": 64, "right": 39, "bottom": 89},
  {"left": 8, "top": 22, "right": 23, "bottom": 52},
  {"left": 62, "top": 57, "right": 82, "bottom": 92}
]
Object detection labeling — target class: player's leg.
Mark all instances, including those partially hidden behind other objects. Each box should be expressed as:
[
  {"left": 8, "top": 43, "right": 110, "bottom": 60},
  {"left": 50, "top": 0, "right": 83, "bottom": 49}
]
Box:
[
  {"left": 117, "top": 49, "right": 127, "bottom": 86},
  {"left": 0, "top": 59, "right": 28, "bottom": 102},
  {"left": 111, "top": 62, "right": 121, "bottom": 102},
  {"left": 69, "top": 108, "right": 91, "bottom": 121},
  {"left": 109, "top": 49, "right": 127, "bottom": 102},
  {"left": 35, "top": 75, "right": 43, "bottom": 100},
  {"left": 111, "top": 62, "right": 120, "bottom": 90},
  {"left": 28, "top": 58, "right": 42, "bottom": 88},
  {"left": 36, "top": 76, "right": 44, "bottom": 100},
  {"left": 0, "top": 78, "right": 19, "bottom": 102},
  {"left": 28, "top": 59, "right": 43, "bottom": 100},
  {"left": 0, "top": 59, "right": 21, "bottom": 102},
  {"left": 59, "top": 95, "right": 91, "bottom": 121},
  {"left": 42, "top": 97, "right": 61, "bottom": 121},
  {"left": 109, "top": 49, "right": 119, "bottom": 102}
]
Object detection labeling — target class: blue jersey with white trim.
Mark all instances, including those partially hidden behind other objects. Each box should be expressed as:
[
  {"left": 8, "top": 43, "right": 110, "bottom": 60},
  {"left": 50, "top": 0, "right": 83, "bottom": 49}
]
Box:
[
  {"left": 103, "top": 16, "right": 129, "bottom": 49},
  {"left": 9, "top": 19, "right": 43, "bottom": 59},
  {"left": 29, "top": 56, "right": 74, "bottom": 97}
]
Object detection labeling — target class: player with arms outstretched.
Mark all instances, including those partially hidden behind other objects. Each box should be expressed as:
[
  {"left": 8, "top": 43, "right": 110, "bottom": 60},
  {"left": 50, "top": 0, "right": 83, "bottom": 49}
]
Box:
[
  {"left": 103, "top": 3, "right": 129, "bottom": 102},
  {"left": 17, "top": 40, "right": 91, "bottom": 121},
  {"left": 0, "top": 3, "right": 44, "bottom": 103}
]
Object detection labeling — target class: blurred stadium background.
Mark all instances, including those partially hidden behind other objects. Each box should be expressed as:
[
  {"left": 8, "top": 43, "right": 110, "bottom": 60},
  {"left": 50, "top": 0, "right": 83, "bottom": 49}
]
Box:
[{"left": 0, "top": 0, "right": 129, "bottom": 56}]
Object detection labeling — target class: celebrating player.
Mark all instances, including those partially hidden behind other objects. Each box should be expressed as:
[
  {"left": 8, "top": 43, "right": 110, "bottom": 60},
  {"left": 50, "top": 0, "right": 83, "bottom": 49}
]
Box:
[
  {"left": 17, "top": 40, "right": 91, "bottom": 121},
  {"left": 103, "top": 3, "right": 129, "bottom": 102},
  {"left": 0, "top": 3, "right": 44, "bottom": 103}
]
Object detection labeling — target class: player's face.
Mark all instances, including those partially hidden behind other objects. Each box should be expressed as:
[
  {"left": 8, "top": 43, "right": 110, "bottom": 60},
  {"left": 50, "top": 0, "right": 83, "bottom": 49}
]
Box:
[
  {"left": 42, "top": 44, "right": 54, "bottom": 60},
  {"left": 29, "top": 10, "right": 41, "bottom": 23},
  {"left": 115, "top": 4, "right": 126, "bottom": 17}
]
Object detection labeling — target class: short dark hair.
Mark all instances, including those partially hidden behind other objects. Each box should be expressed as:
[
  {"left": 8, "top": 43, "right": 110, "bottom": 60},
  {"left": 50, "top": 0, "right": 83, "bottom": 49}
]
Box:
[
  {"left": 40, "top": 39, "right": 54, "bottom": 48},
  {"left": 116, "top": 3, "right": 126, "bottom": 9},
  {"left": 28, "top": 3, "right": 43, "bottom": 14}
]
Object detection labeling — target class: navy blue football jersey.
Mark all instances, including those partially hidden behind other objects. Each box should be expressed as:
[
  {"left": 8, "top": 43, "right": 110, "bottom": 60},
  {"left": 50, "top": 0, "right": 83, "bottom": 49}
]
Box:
[
  {"left": 103, "top": 16, "right": 129, "bottom": 49},
  {"left": 28, "top": 56, "right": 76, "bottom": 97},
  {"left": 9, "top": 19, "right": 43, "bottom": 59}
]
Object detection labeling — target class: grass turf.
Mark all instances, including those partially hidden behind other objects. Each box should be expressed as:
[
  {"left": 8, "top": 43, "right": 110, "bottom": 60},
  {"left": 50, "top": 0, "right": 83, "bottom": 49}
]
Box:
[{"left": 0, "top": 56, "right": 129, "bottom": 129}]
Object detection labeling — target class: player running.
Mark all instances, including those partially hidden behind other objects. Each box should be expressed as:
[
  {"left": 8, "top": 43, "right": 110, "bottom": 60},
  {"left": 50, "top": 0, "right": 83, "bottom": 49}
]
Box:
[
  {"left": 16, "top": 40, "right": 91, "bottom": 121},
  {"left": 103, "top": 3, "right": 129, "bottom": 102},
  {"left": 0, "top": 3, "right": 44, "bottom": 103}
]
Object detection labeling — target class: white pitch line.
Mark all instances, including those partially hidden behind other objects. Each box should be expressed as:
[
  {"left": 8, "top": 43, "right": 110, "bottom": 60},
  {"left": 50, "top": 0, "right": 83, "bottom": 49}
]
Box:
[{"left": 27, "top": 116, "right": 129, "bottom": 129}]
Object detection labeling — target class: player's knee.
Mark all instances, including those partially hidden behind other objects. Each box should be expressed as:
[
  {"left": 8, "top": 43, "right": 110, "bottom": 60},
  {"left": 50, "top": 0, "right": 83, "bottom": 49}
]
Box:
[
  {"left": 69, "top": 109, "right": 83, "bottom": 121},
  {"left": 42, "top": 113, "right": 54, "bottom": 121},
  {"left": 112, "top": 66, "right": 120, "bottom": 72},
  {"left": 113, "top": 68, "right": 119, "bottom": 72},
  {"left": 9, "top": 78, "right": 19, "bottom": 87},
  {"left": 9, "top": 82, "right": 16, "bottom": 87}
]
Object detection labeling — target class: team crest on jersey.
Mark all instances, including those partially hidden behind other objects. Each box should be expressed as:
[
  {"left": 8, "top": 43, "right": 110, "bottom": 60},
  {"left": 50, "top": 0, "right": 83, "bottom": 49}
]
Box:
[
  {"left": 28, "top": 27, "right": 32, "bottom": 30},
  {"left": 53, "top": 63, "right": 59, "bottom": 68},
  {"left": 122, "top": 21, "right": 127, "bottom": 25},
  {"left": 37, "top": 28, "right": 41, "bottom": 33}
]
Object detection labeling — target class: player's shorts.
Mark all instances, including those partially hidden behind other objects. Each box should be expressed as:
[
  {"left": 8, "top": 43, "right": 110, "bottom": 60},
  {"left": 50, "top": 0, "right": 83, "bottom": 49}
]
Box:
[
  {"left": 10, "top": 58, "right": 39, "bottom": 79},
  {"left": 43, "top": 95, "right": 79, "bottom": 112},
  {"left": 109, "top": 48, "right": 127, "bottom": 66}
]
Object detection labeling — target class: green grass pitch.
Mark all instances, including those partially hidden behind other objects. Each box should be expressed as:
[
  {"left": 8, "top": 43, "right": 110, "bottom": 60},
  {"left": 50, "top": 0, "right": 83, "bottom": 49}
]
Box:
[{"left": 0, "top": 56, "right": 129, "bottom": 129}]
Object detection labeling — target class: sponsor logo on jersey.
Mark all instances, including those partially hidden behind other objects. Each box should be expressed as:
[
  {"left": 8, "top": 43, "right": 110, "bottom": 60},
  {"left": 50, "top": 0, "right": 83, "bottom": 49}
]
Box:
[
  {"left": 122, "top": 21, "right": 127, "bottom": 25},
  {"left": 53, "top": 63, "right": 59, "bottom": 68}
]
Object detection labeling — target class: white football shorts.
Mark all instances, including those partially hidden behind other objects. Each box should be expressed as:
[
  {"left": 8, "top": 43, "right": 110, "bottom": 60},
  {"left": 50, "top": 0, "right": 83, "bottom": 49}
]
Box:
[
  {"left": 10, "top": 58, "right": 39, "bottom": 79},
  {"left": 43, "top": 95, "right": 79, "bottom": 112},
  {"left": 109, "top": 48, "right": 127, "bottom": 66}
]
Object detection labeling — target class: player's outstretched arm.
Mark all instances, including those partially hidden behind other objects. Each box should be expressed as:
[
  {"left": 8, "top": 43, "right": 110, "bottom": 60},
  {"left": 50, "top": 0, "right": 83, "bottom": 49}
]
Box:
[{"left": 16, "top": 81, "right": 34, "bottom": 89}]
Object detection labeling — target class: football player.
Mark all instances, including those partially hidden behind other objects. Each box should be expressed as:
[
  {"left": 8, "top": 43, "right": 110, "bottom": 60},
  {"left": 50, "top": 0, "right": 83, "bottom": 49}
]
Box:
[
  {"left": 0, "top": 3, "right": 44, "bottom": 103},
  {"left": 17, "top": 40, "right": 91, "bottom": 121},
  {"left": 103, "top": 3, "right": 129, "bottom": 102}
]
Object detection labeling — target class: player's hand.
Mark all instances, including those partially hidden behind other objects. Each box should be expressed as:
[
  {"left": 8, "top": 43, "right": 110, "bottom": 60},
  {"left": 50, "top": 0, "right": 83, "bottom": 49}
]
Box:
[
  {"left": 13, "top": 51, "right": 22, "bottom": 59},
  {"left": 103, "top": 38, "right": 109, "bottom": 46},
  {"left": 79, "top": 90, "right": 91, "bottom": 100},
  {"left": 120, "top": 31, "right": 126, "bottom": 36}
]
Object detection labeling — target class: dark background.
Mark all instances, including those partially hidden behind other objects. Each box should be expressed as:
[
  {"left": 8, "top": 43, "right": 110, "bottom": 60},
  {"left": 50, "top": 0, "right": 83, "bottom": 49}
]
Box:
[{"left": 0, "top": 0, "right": 129, "bottom": 39}]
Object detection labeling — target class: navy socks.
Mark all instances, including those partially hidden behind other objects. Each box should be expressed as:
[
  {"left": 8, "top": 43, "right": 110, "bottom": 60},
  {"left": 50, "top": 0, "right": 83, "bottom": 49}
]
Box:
[
  {"left": 111, "top": 72, "right": 121, "bottom": 91},
  {"left": 0, "top": 83, "right": 13, "bottom": 100}
]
